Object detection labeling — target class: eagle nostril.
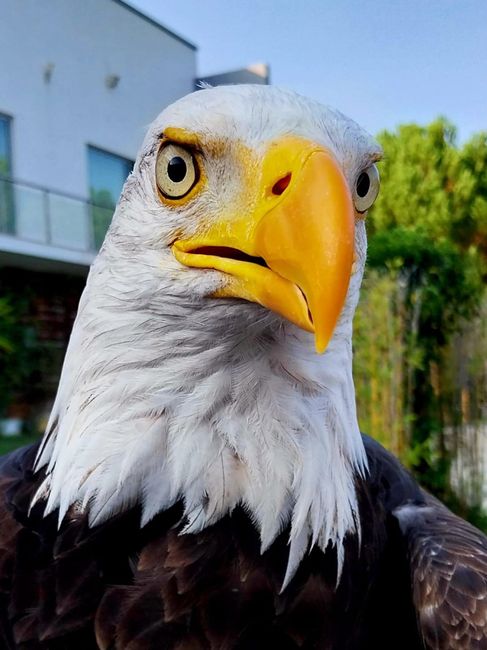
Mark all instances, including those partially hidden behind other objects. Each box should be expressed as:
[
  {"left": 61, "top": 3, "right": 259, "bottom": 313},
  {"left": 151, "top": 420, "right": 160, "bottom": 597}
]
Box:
[{"left": 272, "top": 173, "right": 292, "bottom": 196}]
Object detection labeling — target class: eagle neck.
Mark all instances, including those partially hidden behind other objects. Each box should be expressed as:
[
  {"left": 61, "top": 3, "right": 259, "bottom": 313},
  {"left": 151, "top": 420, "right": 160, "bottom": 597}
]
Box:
[{"left": 34, "top": 259, "right": 367, "bottom": 587}]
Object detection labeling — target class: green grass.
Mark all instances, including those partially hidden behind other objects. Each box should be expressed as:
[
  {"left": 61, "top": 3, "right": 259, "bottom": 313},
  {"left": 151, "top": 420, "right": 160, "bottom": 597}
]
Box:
[{"left": 0, "top": 433, "right": 40, "bottom": 457}]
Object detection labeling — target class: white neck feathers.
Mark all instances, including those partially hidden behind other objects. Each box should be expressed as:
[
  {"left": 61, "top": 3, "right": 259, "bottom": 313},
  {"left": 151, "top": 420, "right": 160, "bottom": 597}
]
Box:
[{"left": 34, "top": 245, "right": 367, "bottom": 588}]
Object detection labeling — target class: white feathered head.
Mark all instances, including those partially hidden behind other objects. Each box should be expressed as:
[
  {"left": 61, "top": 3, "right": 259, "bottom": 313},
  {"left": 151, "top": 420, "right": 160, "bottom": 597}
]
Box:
[{"left": 36, "top": 85, "right": 382, "bottom": 586}]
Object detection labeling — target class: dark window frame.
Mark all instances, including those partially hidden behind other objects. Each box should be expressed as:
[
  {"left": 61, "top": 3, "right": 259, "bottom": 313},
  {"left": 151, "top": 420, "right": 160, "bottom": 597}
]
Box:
[
  {"left": 0, "top": 112, "right": 13, "bottom": 178},
  {"left": 87, "top": 144, "right": 134, "bottom": 249}
]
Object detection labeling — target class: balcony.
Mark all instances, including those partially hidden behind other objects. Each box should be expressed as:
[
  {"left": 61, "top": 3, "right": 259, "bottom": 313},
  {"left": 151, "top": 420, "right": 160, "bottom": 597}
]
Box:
[{"left": 0, "top": 176, "right": 114, "bottom": 270}]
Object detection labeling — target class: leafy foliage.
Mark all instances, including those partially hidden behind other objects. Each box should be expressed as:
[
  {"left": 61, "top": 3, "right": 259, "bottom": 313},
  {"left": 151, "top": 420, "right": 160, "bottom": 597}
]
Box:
[
  {"left": 368, "top": 227, "right": 483, "bottom": 346},
  {"left": 0, "top": 292, "right": 39, "bottom": 416},
  {"left": 355, "top": 119, "right": 487, "bottom": 520},
  {"left": 370, "top": 120, "right": 486, "bottom": 250}
]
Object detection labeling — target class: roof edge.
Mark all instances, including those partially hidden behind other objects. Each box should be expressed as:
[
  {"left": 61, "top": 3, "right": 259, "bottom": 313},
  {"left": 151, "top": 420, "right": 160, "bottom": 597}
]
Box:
[{"left": 111, "top": 0, "right": 197, "bottom": 51}]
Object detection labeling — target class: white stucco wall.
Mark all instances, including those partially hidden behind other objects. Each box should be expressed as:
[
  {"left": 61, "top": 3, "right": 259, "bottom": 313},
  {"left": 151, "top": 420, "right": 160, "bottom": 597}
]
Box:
[{"left": 0, "top": 0, "right": 196, "bottom": 199}]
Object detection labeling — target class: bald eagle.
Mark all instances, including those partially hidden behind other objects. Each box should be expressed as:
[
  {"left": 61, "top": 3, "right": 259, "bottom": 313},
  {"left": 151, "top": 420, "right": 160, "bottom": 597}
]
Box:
[{"left": 0, "top": 86, "right": 486, "bottom": 649}]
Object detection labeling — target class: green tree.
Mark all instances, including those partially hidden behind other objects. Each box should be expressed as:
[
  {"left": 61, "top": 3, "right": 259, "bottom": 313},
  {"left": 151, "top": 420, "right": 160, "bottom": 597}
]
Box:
[
  {"left": 357, "top": 119, "right": 487, "bottom": 501},
  {"left": 457, "top": 133, "right": 487, "bottom": 260},
  {"left": 370, "top": 119, "right": 487, "bottom": 257},
  {"left": 0, "top": 292, "right": 39, "bottom": 418}
]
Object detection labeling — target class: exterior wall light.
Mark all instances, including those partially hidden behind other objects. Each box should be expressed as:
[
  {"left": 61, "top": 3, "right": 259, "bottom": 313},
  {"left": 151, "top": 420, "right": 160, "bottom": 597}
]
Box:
[{"left": 105, "top": 74, "right": 120, "bottom": 89}]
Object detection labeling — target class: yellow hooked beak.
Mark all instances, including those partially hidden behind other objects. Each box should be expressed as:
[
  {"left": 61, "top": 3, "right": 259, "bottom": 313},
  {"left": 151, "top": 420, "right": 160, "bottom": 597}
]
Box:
[{"left": 172, "top": 136, "right": 355, "bottom": 353}]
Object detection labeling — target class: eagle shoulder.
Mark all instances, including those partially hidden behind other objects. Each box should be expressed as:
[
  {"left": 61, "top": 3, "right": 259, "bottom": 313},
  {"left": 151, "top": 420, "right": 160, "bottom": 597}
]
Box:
[
  {"left": 362, "top": 434, "right": 487, "bottom": 649},
  {"left": 0, "top": 442, "right": 144, "bottom": 648},
  {"left": 0, "top": 443, "right": 40, "bottom": 649},
  {"left": 394, "top": 489, "right": 487, "bottom": 648}
]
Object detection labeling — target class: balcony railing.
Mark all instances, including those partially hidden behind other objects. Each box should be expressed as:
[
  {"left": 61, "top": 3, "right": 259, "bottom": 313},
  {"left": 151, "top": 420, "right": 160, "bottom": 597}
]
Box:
[{"left": 0, "top": 176, "right": 114, "bottom": 255}]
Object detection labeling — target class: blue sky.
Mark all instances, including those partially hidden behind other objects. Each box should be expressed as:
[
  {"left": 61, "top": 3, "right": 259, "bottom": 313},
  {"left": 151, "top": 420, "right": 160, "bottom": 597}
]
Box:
[{"left": 132, "top": 0, "right": 486, "bottom": 141}]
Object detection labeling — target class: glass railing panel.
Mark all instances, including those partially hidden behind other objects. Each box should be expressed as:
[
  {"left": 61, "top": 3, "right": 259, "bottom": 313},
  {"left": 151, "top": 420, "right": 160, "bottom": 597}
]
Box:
[
  {"left": 0, "top": 178, "right": 109, "bottom": 254},
  {"left": 48, "top": 193, "right": 91, "bottom": 251},
  {"left": 13, "top": 182, "right": 47, "bottom": 242}
]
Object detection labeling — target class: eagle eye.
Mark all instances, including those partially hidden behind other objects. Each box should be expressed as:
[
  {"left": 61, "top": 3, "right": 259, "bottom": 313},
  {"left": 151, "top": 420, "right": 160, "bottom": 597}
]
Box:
[
  {"left": 156, "top": 143, "right": 198, "bottom": 199},
  {"left": 353, "top": 164, "right": 380, "bottom": 213}
]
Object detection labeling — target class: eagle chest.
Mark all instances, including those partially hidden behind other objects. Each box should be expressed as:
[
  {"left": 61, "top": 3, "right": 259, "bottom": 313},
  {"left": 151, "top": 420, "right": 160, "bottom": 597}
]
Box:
[{"left": 0, "top": 451, "right": 422, "bottom": 649}]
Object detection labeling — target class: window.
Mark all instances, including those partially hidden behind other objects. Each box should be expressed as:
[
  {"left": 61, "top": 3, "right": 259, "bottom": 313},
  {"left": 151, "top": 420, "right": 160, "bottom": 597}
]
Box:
[
  {"left": 88, "top": 146, "right": 133, "bottom": 249},
  {"left": 0, "top": 114, "right": 14, "bottom": 234},
  {"left": 0, "top": 115, "right": 11, "bottom": 176}
]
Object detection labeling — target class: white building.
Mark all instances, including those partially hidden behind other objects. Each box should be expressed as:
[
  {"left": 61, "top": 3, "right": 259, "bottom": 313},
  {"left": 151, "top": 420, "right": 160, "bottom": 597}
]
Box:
[
  {"left": 0, "top": 0, "right": 267, "bottom": 424},
  {"left": 0, "top": 0, "right": 198, "bottom": 274}
]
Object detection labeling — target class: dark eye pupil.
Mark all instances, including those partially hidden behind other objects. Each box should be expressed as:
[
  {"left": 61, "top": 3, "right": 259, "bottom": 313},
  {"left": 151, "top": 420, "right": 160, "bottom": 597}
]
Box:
[
  {"left": 167, "top": 156, "right": 187, "bottom": 183},
  {"left": 356, "top": 172, "right": 370, "bottom": 198}
]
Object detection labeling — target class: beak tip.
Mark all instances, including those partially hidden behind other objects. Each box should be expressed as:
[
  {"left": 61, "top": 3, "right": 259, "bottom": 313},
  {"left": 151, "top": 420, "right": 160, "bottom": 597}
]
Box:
[{"left": 314, "top": 336, "right": 329, "bottom": 355}]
